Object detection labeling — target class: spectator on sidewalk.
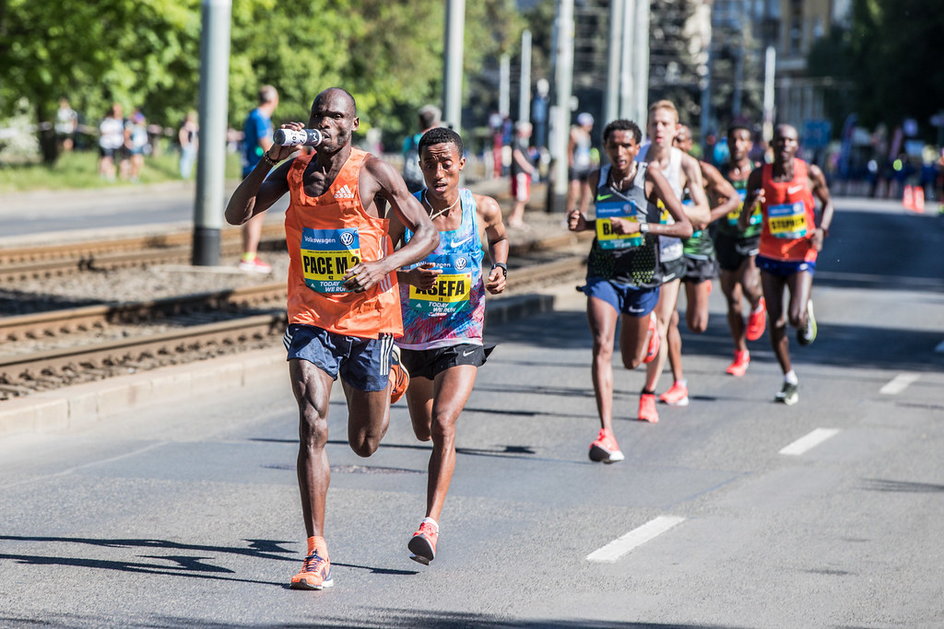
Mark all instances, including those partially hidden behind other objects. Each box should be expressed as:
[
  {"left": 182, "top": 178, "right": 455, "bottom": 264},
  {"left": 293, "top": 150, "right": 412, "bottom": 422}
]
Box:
[
  {"left": 507, "top": 121, "right": 536, "bottom": 229},
  {"left": 178, "top": 111, "right": 198, "bottom": 179},
  {"left": 402, "top": 104, "right": 441, "bottom": 193},
  {"left": 98, "top": 103, "right": 125, "bottom": 181},
  {"left": 239, "top": 85, "right": 279, "bottom": 273}
]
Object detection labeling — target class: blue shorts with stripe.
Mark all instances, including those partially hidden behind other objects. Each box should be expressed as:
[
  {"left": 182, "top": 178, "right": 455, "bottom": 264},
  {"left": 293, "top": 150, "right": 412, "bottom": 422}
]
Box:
[
  {"left": 755, "top": 255, "right": 816, "bottom": 277},
  {"left": 283, "top": 323, "right": 394, "bottom": 392}
]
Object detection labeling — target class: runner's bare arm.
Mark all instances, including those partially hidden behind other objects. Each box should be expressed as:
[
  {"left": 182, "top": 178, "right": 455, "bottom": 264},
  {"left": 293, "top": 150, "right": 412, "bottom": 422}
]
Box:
[
  {"left": 474, "top": 194, "right": 510, "bottom": 294},
  {"left": 740, "top": 169, "right": 765, "bottom": 231},
  {"left": 809, "top": 164, "right": 834, "bottom": 251},
  {"left": 224, "top": 158, "right": 292, "bottom": 225},
  {"left": 680, "top": 153, "right": 711, "bottom": 229},
  {"left": 701, "top": 161, "right": 740, "bottom": 224},
  {"left": 567, "top": 169, "right": 600, "bottom": 232},
  {"left": 643, "top": 167, "right": 693, "bottom": 239},
  {"left": 389, "top": 213, "right": 440, "bottom": 290},
  {"left": 343, "top": 157, "right": 439, "bottom": 292},
  {"left": 224, "top": 121, "right": 306, "bottom": 225}
]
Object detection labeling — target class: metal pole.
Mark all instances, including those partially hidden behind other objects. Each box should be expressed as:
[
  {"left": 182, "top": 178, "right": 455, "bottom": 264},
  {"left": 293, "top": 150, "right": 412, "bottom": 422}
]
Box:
[
  {"left": 604, "top": 0, "right": 624, "bottom": 125},
  {"left": 763, "top": 45, "right": 776, "bottom": 143},
  {"left": 550, "top": 0, "right": 575, "bottom": 212},
  {"left": 619, "top": 0, "right": 636, "bottom": 121},
  {"left": 193, "top": 0, "right": 231, "bottom": 267},
  {"left": 632, "top": 0, "right": 650, "bottom": 128},
  {"left": 499, "top": 54, "right": 511, "bottom": 119},
  {"left": 700, "top": 43, "right": 713, "bottom": 140},
  {"left": 443, "top": 0, "right": 465, "bottom": 133},
  {"left": 518, "top": 29, "right": 532, "bottom": 124}
]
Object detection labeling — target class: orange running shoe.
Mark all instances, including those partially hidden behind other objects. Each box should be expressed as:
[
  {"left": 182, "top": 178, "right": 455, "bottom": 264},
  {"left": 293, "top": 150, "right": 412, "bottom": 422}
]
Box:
[
  {"left": 238, "top": 254, "right": 273, "bottom": 274},
  {"left": 389, "top": 345, "right": 410, "bottom": 404},
  {"left": 643, "top": 313, "right": 661, "bottom": 364},
  {"left": 408, "top": 519, "right": 439, "bottom": 565},
  {"left": 745, "top": 297, "right": 766, "bottom": 341},
  {"left": 290, "top": 550, "right": 334, "bottom": 590},
  {"left": 658, "top": 381, "right": 689, "bottom": 406},
  {"left": 638, "top": 392, "right": 659, "bottom": 423},
  {"left": 725, "top": 350, "right": 750, "bottom": 377},
  {"left": 589, "top": 428, "right": 625, "bottom": 463}
]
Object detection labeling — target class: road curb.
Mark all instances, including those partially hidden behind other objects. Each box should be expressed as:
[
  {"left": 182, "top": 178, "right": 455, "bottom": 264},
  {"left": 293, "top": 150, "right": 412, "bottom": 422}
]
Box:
[{"left": 0, "top": 286, "right": 584, "bottom": 439}]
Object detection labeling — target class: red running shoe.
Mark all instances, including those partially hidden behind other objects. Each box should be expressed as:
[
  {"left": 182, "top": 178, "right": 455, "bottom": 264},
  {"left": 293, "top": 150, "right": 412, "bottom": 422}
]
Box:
[
  {"left": 658, "top": 381, "right": 689, "bottom": 406},
  {"left": 643, "top": 313, "right": 661, "bottom": 364},
  {"left": 725, "top": 350, "right": 750, "bottom": 377},
  {"left": 408, "top": 519, "right": 439, "bottom": 565},
  {"left": 389, "top": 345, "right": 410, "bottom": 404},
  {"left": 589, "top": 428, "right": 625, "bottom": 463},
  {"left": 290, "top": 550, "right": 334, "bottom": 590},
  {"left": 746, "top": 297, "right": 766, "bottom": 341},
  {"left": 638, "top": 392, "right": 659, "bottom": 423}
]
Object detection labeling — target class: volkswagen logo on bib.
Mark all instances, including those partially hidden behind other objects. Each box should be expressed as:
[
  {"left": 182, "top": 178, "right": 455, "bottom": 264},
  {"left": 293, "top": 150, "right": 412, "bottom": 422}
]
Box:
[
  {"left": 454, "top": 256, "right": 468, "bottom": 270},
  {"left": 340, "top": 231, "right": 355, "bottom": 247}
]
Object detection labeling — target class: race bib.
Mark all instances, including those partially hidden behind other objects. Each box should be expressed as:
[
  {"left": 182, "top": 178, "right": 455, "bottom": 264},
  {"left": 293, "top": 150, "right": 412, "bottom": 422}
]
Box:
[
  {"left": 596, "top": 199, "right": 644, "bottom": 250},
  {"left": 768, "top": 202, "right": 808, "bottom": 239},
  {"left": 408, "top": 253, "right": 472, "bottom": 316},
  {"left": 300, "top": 227, "right": 361, "bottom": 293}
]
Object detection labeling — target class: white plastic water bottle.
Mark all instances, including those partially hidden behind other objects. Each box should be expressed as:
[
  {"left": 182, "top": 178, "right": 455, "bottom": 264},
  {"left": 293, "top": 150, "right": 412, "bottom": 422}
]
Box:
[{"left": 272, "top": 128, "right": 325, "bottom": 147}]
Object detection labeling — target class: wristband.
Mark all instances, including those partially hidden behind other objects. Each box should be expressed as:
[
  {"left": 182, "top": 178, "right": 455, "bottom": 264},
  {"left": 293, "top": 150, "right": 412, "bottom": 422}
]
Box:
[
  {"left": 491, "top": 262, "right": 508, "bottom": 278},
  {"left": 262, "top": 151, "right": 279, "bottom": 168}
]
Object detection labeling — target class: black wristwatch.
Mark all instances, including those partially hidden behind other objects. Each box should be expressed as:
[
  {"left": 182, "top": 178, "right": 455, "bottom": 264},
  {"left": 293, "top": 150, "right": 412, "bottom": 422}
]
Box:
[{"left": 491, "top": 262, "right": 508, "bottom": 278}]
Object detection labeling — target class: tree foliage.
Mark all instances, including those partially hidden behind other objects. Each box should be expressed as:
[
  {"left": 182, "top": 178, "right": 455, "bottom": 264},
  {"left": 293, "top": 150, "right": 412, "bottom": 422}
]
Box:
[
  {"left": 820, "top": 0, "right": 944, "bottom": 133},
  {"left": 0, "top": 0, "right": 522, "bottom": 162}
]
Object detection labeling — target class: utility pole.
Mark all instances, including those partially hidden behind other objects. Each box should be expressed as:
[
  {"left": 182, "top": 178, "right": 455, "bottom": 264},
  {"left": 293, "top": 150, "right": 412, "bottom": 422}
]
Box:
[
  {"left": 192, "top": 0, "right": 231, "bottom": 267},
  {"left": 443, "top": 0, "right": 465, "bottom": 133},
  {"left": 763, "top": 45, "right": 776, "bottom": 143},
  {"left": 619, "top": 0, "right": 636, "bottom": 121},
  {"left": 518, "top": 29, "right": 532, "bottom": 124},
  {"left": 632, "top": 0, "right": 651, "bottom": 128},
  {"left": 604, "top": 0, "right": 624, "bottom": 125},
  {"left": 499, "top": 54, "right": 511, "bottom": 119},
  {"left": 550, "top": 0, "right": 575, "bottom": 213}
]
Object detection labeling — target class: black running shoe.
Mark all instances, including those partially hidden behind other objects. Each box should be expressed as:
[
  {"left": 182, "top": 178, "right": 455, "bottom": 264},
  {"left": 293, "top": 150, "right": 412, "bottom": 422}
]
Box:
[{"left": 775, "top": 382, "right": 799, "bottom": 406}]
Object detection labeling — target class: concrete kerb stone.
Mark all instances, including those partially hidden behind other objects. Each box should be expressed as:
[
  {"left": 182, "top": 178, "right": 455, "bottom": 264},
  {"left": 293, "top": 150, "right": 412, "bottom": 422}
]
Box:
[{"left": 0, "top": 283, "right": 585, "bottom": 439}]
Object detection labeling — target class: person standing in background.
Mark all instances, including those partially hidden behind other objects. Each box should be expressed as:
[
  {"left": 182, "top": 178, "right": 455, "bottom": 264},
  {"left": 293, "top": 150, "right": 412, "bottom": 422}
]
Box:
[
  {"left": 239, "top": 85, "right": 279, "bottom": 273},
  {"left": 566, "top": 112, "right": 595, "bottom": 216},
  {"left": 401, "top": 104, "right": 442, "bottom": 194},
  {"left": 55, "top": 98, "right": 78, "bottom": 153},
  {"left": 507, "top": 121, "right": 536, "bottom": 229},
  {"left": 178, "top": 111, "right": 198, "bottom": 179},
  {"left": 98, "top": 103, "right": 124, "bottom": 181}
]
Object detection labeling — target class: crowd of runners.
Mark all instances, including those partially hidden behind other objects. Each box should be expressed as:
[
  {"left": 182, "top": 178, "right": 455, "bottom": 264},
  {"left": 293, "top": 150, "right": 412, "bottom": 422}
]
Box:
[{"left": 226, "top": 88, "right": 832, "bottom": 590}]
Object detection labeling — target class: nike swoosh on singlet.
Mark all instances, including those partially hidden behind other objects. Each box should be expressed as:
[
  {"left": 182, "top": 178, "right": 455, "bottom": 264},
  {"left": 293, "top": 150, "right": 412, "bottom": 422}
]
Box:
[
  {"left": 787, "top": 185, "right": 804, "bottom": 194},
  {"left": 451, "top": 235, "right": 473, "bottom": 248},
  {"left": 596, "top": 194, "right": 614, "bottom": 201}
]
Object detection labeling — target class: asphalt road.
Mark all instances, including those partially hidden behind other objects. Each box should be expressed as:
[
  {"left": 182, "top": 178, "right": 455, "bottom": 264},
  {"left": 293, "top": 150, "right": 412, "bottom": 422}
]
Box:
[{"left": 0, "top": 197, "right": 942, "bottom": 628}]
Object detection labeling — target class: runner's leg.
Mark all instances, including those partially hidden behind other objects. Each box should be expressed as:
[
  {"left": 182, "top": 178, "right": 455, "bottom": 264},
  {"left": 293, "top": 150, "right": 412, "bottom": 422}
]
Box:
[
  {"left": 643, "top": 279, "right": 681, "bottom": 392},
  {"left": 761, "top": 271, "right": 791, "bottom": 375},
  {"left": 289, "top": 359, "right": 335, "bottom": 540},
  {"left": 720, "top": 269, "right": 747, "bottom": 352},
  {"left": 786, "top": 270, "right": 814, "bottom": 330},
  {"left": 588, "top": 296, "right": 619, "bottom": 432},
  {"left": 684, "top": 279, "right": 711, "bottom": 334}
]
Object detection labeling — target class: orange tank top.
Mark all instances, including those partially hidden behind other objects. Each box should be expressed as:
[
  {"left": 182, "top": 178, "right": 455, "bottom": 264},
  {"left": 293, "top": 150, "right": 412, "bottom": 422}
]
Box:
[
  {"left": 284, "top": 149, "right": 403, "bottom": 338},
  {"left": 758, "top": 158, "right": 818, "bottom": 262}
]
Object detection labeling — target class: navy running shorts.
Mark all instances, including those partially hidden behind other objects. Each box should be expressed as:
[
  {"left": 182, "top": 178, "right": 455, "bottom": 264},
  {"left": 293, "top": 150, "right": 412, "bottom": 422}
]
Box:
[
  {"left": 284, "top": 323, "right": 394, "bottom": 392},
  {"left": 657, "top": 255, "right": 687, "bottom": 284},
  {"left": 583, "top": 277, "right": 660, "bottom": 317},
  {"left": 399, "top": 343, "right": 494, "bottom": 380},
  {"left": 755, "top": 255, "right": 817, "bottom": 277}
]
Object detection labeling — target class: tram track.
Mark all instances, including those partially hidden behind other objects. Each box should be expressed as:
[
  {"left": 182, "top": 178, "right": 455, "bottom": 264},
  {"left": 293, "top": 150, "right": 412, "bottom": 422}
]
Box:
[{"left": 0, "top": 249, "right": 587, "bottom": 401}]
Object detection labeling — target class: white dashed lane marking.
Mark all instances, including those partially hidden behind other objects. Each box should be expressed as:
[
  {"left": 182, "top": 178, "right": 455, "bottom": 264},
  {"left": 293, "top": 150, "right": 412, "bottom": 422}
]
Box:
[
  {"left": 586, "top": 515, "right": 686, "bottom": 563},
  {"left": 779, "top": 428, "right": 840, "bottom": 456},
  {"left": 879, "top": 373, "right": 920, "bottom": 395}
]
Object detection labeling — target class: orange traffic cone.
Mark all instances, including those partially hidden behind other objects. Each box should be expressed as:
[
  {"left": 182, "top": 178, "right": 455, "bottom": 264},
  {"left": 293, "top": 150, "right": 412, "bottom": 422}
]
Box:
[
  {"left": 913, "top": 186, "right": 925, "bottom": 213},
  {"left": 903, "top": 185, "right": 915, "bottom": 211}
]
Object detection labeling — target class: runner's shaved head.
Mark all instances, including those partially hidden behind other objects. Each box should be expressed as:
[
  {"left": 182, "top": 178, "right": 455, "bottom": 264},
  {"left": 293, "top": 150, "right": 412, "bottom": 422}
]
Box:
[
  {"left": 312, "top": 87, "right": 357, "bottom": 116},
  {"left": 774, "top": 124, "right": 798, "bottom": 141}
]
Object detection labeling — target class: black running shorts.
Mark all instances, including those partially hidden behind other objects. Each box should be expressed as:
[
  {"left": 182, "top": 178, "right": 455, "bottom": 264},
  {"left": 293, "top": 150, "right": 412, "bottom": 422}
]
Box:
[
  {"left": 399, "top": 343, "right": 494, "bottom": 380},
  {"left": 682, "top": 256, "right": 718, "bottom": 284},
  {"left": 713, "top": 232, "right": 760, "bottom": 272}
]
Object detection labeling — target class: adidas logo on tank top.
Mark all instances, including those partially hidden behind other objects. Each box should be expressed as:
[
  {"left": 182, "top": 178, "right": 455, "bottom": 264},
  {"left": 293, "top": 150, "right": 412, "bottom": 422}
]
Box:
[{"left": 333, "top": 184, "right": 355, "bottom": 199}]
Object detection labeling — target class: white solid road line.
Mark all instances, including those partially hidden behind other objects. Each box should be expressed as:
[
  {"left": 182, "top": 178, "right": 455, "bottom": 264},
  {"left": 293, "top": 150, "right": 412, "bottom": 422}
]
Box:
[
  {"left": 779, "top": 428, "right": 840, "bottom": 456},
  {"left": 879, "top": 373, "right": 920, "bottom": 395},
  {"left": 586, "top": 515, "right": 686, "bottom": 563}
]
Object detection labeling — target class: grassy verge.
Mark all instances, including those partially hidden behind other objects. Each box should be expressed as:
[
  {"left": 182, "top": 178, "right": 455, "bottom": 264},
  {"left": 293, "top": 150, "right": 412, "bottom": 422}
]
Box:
[{"left": 0, "top": 149, "right": 243, "bottom": 193}]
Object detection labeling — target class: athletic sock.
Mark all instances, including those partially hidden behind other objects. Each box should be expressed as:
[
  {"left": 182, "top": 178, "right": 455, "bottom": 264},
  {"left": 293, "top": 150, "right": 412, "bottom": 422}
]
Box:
[
  {"left": 641, "top": 389, "right": 656, "bottom": 395},
  {"left": 784, "top": 370, "right": 798, "bottom": 386},
  {"left": 241, "top": 252, "right": 257, "bottom": 262},
  {"left": 675, "top": 379, "right": 687, "bottom": 388},
  {"left": 421, "top": 517, "right": 439, "bottom": 531}
]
